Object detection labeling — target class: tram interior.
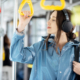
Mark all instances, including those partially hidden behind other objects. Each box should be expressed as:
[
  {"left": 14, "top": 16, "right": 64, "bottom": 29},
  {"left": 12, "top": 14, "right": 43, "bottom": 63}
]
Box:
[{"left": 0, "top": 0, "right": 80, "bottom": 80}]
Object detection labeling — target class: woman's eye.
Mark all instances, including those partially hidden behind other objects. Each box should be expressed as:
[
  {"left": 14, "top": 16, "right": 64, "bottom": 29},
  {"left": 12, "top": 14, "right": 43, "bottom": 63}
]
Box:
[{"left": 52, "top": 20, "right": 55, "bottom": 21}]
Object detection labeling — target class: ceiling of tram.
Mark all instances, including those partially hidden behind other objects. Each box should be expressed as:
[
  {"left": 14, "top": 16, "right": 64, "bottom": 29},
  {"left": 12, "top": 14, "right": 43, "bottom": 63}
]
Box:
[{"left": 0, "top": 0, "right": 80, "bottom": 22}]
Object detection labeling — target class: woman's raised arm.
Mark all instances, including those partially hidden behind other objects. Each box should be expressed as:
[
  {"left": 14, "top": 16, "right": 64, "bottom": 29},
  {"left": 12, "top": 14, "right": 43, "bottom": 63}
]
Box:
[{"left": 10, "top": 30, "right": 43, "bottom": 64}]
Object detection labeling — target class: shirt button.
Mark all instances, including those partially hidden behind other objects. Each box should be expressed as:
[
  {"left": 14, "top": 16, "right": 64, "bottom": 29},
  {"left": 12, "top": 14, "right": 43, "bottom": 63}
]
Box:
[{"left": 60, "top": 71, "right": 62, "bottom": 73}]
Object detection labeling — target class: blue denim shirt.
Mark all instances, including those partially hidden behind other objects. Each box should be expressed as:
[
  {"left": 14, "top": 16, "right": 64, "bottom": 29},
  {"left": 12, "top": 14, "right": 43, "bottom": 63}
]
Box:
[{"left": 10, "top": 31, "right": 80, "bottom": 80}]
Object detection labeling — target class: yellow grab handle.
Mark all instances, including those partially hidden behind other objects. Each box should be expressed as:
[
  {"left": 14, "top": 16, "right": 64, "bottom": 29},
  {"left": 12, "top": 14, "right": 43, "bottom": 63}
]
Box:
[
  {"left": 40, "top": 0, "right": 66, "bottom": 10},
  {"left": 18, "top": 0, "right": 34, "bottom": 16}
]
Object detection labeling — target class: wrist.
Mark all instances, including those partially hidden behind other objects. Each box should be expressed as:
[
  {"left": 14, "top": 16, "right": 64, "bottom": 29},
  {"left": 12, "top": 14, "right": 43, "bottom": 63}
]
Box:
[
  {"left": 17, "top": 25, "right": 25, "bottom": 33},
  {"left": 16, "top": 27, "right": 24, "bottom": 33}
]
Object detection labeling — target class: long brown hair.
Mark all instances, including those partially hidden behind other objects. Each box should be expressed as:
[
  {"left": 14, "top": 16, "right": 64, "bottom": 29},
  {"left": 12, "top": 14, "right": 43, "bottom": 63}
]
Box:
[
  {"left": 4, "top": 35, "right": 10, "bottom": 47},
  {"left": 44, "top": 9, "right": 76, "bottom": 54}
]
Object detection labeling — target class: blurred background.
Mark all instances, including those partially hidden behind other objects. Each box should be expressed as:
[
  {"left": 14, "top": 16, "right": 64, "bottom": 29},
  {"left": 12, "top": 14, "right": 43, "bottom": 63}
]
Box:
[{"left": 0, "top": 0, "right": 80, "bottom": 80}]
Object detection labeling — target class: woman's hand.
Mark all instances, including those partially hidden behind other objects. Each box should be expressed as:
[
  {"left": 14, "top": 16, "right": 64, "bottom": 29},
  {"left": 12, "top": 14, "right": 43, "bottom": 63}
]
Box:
[
  {"left": 18, "top": 11, "right": 33, "bottom": 32},
  {"left": 73, "top": 61, "right": 80, "bottom": 75}
]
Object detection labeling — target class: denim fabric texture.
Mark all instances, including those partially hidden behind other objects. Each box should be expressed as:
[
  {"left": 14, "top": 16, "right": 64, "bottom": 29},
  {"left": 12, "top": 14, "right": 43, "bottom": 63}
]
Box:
[{"left": 10, "top": 31, "right": 80, "bottom": 80}]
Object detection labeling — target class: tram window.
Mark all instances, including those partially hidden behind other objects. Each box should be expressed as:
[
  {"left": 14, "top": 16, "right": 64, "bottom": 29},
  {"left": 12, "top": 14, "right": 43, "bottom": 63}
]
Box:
[{"left": 28, "top": 18, "right": 47, "bottom": 45}]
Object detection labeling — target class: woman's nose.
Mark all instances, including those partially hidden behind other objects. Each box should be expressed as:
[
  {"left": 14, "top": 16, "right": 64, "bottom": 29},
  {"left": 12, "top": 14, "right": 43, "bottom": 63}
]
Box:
[{"left": 47, "top": 20, "right": 51, "bottom": 25}]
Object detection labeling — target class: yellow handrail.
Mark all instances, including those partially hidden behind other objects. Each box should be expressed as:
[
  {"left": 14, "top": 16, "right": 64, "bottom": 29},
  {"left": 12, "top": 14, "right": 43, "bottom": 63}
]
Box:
[
  {"left": 18, "top": 0, "right": 66, "bottom": 16},
  {"left": 40, "top": 0, "right": 66, "bottom": 10},
  {"left": 27, "top": 64, "right": 33, "bottom": 68},
  {"left": 18, "top": 0, "right": 34, "bottom": 16}
]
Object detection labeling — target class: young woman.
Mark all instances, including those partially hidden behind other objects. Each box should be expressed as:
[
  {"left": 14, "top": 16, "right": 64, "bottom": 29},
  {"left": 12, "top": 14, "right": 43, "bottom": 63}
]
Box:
[{"left": 10, "top": 9, "right": 80, "bottom": 80}]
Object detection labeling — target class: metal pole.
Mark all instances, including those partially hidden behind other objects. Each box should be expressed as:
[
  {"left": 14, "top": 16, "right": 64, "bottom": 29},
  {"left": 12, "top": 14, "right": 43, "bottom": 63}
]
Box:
[
  {"left": 0, "top": 0, "right": 1, "bottom": 26},
  {"left": 68, "top": 0, "right": 72, "bottom": 10},
  {"left": 66, "top": 1, "right": 80, "bottom": 9},
  {"left": 0, "top": 0, "right": 4, "bottom": 80},
  {"left": 24, "top": 26, "right": 28, "bottom": 80},
  {"left": 0, "top": 37, "right": 3, "bottom": 80},
  {"left": 69, "top": 0, "right": 72, "bottom": 4},
  {"left": 12, "top": 0, "right": 18, "bottom": 80}
]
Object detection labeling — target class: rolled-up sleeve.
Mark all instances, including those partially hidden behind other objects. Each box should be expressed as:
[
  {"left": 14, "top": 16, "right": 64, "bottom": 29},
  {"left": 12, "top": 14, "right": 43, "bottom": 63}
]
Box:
[{"left": 10, "top": 30, "right": 43, "bottom": 64}]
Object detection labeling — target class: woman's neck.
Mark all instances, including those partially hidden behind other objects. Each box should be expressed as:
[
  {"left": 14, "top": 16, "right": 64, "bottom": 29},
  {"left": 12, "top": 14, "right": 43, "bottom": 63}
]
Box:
[
  {"left": 54, "top": 32, "right": 68, "bottom": 47},
  {"left": 58, "top": 34, "right": 68, "bottom": 46}
]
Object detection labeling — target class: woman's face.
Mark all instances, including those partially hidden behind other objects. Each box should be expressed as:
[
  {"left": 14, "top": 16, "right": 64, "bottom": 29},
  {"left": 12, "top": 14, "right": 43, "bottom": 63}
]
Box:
[{"left": 47, "top": 11, "right": 58, "bottom": 35}]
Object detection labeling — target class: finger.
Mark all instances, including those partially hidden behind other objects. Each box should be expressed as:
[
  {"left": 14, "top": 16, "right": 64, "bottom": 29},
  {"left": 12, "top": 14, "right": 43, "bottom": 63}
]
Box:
[
  {"left": 73, "top": 61, "right": 76, "bottom": 63},
  {"left": 73, "top": 63, "right": 75, "bottom": 66},
  {"left": 73, "top": 67, "right": 75, "bottom": 72},
  {"left": 23, "top": 11, "right": 28, "bottom": 17},
  {"left": 73, "top": 67, "right": 78, "bottom": 73},
  {"left": 27, "top": 12, "right": 32, "bottom": 17},
  {"left": 73, "top": 65, "right": 80, "bottom": 75},
  {"left": 22, "top": 11, "right": 30, "bottom": 17},
  {"left": 73, "top": 61, "right": 80, "bottom": 67},
  {"left": 26, "top": 11, "right": 31, "bottom": 17},
  {"left": 73, "top": 65, "right": 76, "bottom": 71},
  {"left": 73, "top": 61, "right": 78, "bottom": 64},
  {"left": 73, "top": 64, "right": 75, "bottom": 69},
  {"left": 73, "top": 64, "right": 78, "bottom": 70}
]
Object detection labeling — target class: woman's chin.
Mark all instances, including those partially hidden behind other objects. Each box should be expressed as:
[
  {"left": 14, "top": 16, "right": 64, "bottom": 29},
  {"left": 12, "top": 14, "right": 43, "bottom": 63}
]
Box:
[
  {"left": 47, "top": 31, "right": 55, "bottom": 34},
  {"left": 47, "top": 32, "right": 52, "bottom": 34}
]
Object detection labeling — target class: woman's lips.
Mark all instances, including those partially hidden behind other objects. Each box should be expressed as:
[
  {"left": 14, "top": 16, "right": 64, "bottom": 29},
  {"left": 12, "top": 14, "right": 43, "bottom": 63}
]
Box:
[{"left": 47, "top": 27, "right": 51, "bottom": 29}]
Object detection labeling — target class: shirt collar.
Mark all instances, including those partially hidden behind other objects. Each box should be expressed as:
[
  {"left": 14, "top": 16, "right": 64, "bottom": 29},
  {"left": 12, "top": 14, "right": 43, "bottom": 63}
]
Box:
[{"left": 41, "top": 35, "right": 80, "bottom": 47}]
